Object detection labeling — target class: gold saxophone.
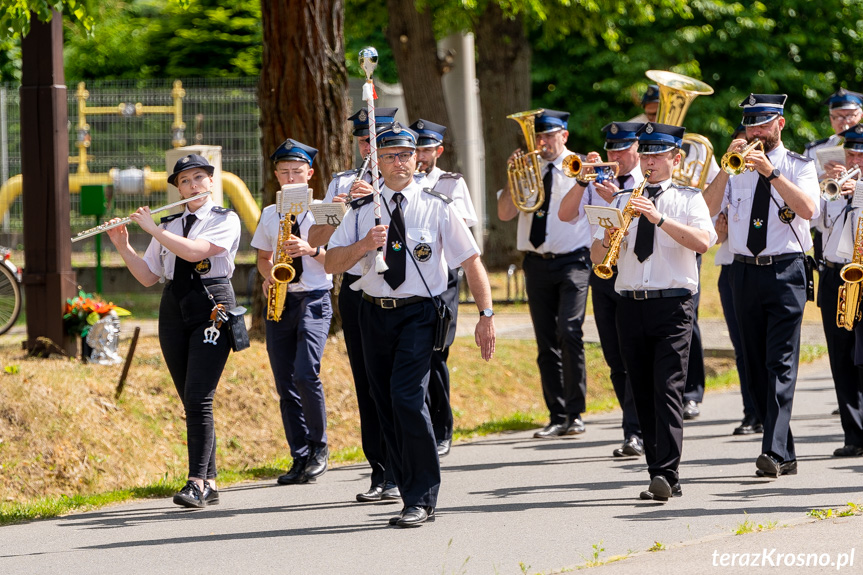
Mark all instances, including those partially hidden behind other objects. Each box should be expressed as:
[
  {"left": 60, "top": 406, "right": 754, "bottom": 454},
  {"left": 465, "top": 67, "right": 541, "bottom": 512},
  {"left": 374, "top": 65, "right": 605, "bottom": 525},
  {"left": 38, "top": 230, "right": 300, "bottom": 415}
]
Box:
[
  {"left": 837, "top": 215, "right": 863, "bottom": 330},
  {"left": 594, "top": 170, "right": 653, "bottom": 279},
  {"left": 266, "top": 214, "right": 296, "bottom": 322}
]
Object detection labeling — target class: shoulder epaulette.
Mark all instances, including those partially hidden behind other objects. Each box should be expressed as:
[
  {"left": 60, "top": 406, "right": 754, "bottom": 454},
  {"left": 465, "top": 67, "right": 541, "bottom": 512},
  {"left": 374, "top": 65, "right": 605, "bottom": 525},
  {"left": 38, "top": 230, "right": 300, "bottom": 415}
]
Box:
[
  {"left": 422, "top": 188, "right": 453, "bottom": 204},
  {"left": 787, "top": 150, "right": 814, "bottom": 162},
  {"left": 332, "top": 168, "right": 360, "bottom": 180},
  {"left": 161, "top": 213, "right": 183, "bottom": 224},
  {"left": 211, "top": 206, "right": 235, "bottom": 215},
  {"left": 804, "top": 137, "right": 830, "bottom": 151},
  {"left": 677, "top": 185, "right": 702, "bottom": 194},
  {"left": 350, "top": 195, "right": 374, "bottom": 210},
  {"left": 438, "top": 172, "right": 464, "bottom": 181}
]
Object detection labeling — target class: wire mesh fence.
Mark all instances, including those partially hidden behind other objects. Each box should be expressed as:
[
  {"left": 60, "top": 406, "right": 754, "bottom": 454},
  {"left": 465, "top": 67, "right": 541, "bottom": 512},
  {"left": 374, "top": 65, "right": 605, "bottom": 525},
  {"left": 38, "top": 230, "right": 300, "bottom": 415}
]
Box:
[{"left": 0, "top": 78, "right": 263, "bottom": 252}]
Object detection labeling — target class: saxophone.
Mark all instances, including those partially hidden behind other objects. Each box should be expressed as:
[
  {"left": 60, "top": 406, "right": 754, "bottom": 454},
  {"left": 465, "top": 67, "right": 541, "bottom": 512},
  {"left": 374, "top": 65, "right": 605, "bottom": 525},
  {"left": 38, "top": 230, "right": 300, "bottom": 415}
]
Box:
[
  {"left": 266, "top": 214, "right": 296, "bottom": 322},
  {"left": 594, "top": 170, "right": 653, "bottom": 279},
  {"left": 837, "top": 214, "right": 863, "bottom": 330}
]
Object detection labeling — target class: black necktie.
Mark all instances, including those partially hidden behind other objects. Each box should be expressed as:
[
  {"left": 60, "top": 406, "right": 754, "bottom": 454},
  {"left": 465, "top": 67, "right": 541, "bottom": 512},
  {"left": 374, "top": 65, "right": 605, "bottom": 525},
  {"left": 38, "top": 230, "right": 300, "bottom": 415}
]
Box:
[
  {"left": 746, "top": 174, "right": 772, "bottom": 256},
  {"left": 529, "top": 165, "right": 554, "bottom": 248},
  {"left": 384, "top": 192, "right": 406, "bottom": 289},
  {"left": 172, "top": 214, "right": 198, "bottom": 295},
  {"left": 633, "top": 186, "right": 660, "bottom": 263},
  {"left": 618, "top": 174, "right": 631, "bottom": 190},
  {"left": 289, "top": 217, "right": 303, "bottom": 283}
]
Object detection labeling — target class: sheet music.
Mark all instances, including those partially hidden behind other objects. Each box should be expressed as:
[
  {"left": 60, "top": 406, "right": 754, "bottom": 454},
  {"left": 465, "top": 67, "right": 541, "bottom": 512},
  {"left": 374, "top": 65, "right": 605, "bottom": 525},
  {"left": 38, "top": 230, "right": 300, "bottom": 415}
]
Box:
[
  {"left": 852, "top": 180, "right": 863, "bottom": 209},
  {"left": 815, "top": 145, "right": 846, "bottom": 174},
  {"left": 309, "top": 202, "right": 349, "bottom": 227},
  {"left": 584, "top": 205, "right": 624, "bottom": 229},
  {"left": 276, "top": 184, "right": 312, "bottom": 216}
]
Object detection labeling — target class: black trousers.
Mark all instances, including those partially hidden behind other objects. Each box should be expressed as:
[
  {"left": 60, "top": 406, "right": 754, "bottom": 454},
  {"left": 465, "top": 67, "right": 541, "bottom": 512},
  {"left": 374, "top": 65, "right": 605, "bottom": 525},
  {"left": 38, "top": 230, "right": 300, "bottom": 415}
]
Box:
[
  {"left": 159, "top": 281, "right": 234, "bottom": 480},
  {"left": 618, "top": 295, "right": 694, "bottom": 484},
  {"left": 340, "top": 275, "right": 393, "bottom": 487},
  {"left": 683, "top": 254, "right": 706, "bottom": 404},
  {"left": 265, "top": 290, "right": 332, "bottom": 459},
  {"left": 819, "top": 265, "right": 863, "bottom": 446},
  {"left": 730, "top": 257, "right": 806, "bottom": 462},
  {"left": 523, "top": 250, "right": 590, "bottom": 424},
  {"left": 590, "top": 273, "right": 640, "bottom": 439},
  {"left": 718, "top": 265, "right": 757, "bottom": 420},
  {"left": 428, "top": 268, "right": 459, "bottom": 442},
  {"left": 360, "top": 298, "right": 439, "bottom": 508}
]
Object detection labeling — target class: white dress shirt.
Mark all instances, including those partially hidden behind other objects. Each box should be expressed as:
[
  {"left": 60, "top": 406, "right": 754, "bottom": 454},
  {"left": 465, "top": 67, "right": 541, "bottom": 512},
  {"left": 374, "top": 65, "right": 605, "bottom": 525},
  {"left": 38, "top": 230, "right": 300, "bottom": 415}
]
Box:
[
  {"left": 324, "top": 167, "right": 382, "bottom": 276},
  {"left": 143, "top": 200, "right": 240, "bottom": 281},
  {"left": 251, "top": 204, "right": 333, "bottom": 292},
  {"left": 329, "top": 180, "right": 480, "bottom": 298},
  {"left": 721, "top": 143, "right": 820, "bottom": 256},
  {"left": 583, "top": 165, "right": 644, "bottom": 239},
  {"left": 414, "top": 166, "right": 479, "bottom": 228}
]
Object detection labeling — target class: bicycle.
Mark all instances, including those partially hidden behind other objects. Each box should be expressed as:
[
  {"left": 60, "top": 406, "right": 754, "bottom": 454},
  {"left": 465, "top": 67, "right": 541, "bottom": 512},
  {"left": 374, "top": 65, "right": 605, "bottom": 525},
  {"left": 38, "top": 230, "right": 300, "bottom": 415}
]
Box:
[{"left": 0, "top": 246, "right": 22, "bottom": 335}]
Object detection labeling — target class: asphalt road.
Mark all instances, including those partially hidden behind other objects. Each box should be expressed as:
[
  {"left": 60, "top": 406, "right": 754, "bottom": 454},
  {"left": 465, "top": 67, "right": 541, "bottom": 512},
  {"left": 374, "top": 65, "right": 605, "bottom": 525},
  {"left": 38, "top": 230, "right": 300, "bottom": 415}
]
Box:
[{"left": 3, "top": 355, "right": 862, "bottom": 574}]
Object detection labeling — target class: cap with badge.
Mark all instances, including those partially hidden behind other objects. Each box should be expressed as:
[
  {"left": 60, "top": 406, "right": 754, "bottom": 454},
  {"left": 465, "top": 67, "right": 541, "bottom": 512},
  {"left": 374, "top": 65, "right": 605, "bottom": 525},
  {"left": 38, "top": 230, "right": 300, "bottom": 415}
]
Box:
[
  {"left": 347, "top": 107, "right": 399, "bottom": 136},
  {"left": 739, "top": 93, "right": 787, "bottom": 126},
  {"left": 409, "top": 119, "right": 446, "bottom": 148},
  {"left": 535, "top": 110, "right": 570, "bottom": 134},
  {"left": 840, "top": 124, "right": 863, "bottom": 151},
  {"left": 823, "top": 87, "right": 863, "bottom": 111},
  {"left": 376, "top": 122, "right": 418, "bottom": 149},
  {"left": 641, "top": 84, "right": 660, "bottom": 106},
  {"left": 270, "top": 138, "right": 318, "bottom": 166},
  {"left": 602, "top": 121, "right": 642, "bottom": 151},
  {"left": 167, "top": 154, "right": 215, "bottom": 186},
  {"left": 636, "top": 122, "right": 686, "bottom": 154}
]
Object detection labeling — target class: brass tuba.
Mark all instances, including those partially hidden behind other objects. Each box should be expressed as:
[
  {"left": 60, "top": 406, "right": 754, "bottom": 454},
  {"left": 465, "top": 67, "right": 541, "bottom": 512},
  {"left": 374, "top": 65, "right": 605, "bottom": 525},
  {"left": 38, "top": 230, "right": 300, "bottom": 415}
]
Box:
[
  {"left": 721, "top": 139, "right": 763, "bottom": 176},
  {"left": 506, "top": 109, "right": 545, "bottom": 213},
  {"left": 594, "top": 170, "right": 653, "bottom": 279},
  {"left": 646, "top": 70, "right": 715, "bottom": 189},
  {"left": 838, "top": 215, "right": 863, "bottom": 330}
]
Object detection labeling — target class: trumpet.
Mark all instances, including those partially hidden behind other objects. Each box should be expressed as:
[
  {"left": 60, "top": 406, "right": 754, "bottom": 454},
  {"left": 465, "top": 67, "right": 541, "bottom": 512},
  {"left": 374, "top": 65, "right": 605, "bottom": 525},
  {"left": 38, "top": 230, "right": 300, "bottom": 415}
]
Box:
[
  {"left": 71, "top": 191, "right": 213, "bottom": 243},
  {"left": 821, "top": 166, "right": 861, "bottom": 201},
  {"left": 562, "top": 156, "right": 620, "bottom": 184},
  {"left": 721, "top": 139, "right": 763, "bottom": 176}
]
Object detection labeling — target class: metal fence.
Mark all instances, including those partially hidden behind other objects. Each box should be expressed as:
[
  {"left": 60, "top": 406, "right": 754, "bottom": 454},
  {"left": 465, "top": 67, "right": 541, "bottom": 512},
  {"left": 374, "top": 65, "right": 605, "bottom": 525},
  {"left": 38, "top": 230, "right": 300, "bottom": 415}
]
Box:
[{"left": 0, "top": 77, "right": 262, "bottom": 252}]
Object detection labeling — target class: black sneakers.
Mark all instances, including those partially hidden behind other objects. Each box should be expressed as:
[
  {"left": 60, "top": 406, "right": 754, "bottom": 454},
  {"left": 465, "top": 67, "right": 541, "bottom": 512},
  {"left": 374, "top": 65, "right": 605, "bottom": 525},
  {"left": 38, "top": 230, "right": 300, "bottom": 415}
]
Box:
[{"left": 173, "top": 480, "right": 206, "bottom": 509}]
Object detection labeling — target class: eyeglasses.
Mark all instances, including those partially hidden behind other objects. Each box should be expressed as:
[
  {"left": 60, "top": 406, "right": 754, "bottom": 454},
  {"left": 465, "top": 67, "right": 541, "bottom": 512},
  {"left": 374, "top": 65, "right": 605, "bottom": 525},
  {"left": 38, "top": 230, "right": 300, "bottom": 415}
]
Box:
[
  {"left": 831, "top": 112, "right": 861, "bottom": 122},
  {"left": 379, "top": 152, "right": 414, "bottom": 164}
]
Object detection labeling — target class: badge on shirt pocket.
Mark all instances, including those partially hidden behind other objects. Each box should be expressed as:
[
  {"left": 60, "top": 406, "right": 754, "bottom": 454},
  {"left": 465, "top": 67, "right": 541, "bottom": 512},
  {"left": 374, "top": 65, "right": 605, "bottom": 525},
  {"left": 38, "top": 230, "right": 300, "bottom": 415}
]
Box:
[
  {"left": 413, "top": 243, "right": 432, "bottom": 262},
  {"left": 195, "top": 258, "right": 212, "bottom": 275}
]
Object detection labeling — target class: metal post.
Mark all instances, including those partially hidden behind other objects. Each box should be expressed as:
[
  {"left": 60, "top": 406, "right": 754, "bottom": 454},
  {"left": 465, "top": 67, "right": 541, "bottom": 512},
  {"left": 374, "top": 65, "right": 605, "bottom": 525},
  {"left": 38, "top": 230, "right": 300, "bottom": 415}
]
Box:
[{"left": 0, "top": 87, "right": 8, "bottom": 232}]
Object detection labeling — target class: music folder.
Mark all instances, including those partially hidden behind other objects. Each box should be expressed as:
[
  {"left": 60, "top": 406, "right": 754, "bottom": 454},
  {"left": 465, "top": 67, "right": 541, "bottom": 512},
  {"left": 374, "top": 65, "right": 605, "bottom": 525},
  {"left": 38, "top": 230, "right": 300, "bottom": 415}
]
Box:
[
  {"left": 309, "top": 202, "right": 349, "bottom": 227},
  {"left": 584, "top": 205, "right": 624, "bottom": 229}
]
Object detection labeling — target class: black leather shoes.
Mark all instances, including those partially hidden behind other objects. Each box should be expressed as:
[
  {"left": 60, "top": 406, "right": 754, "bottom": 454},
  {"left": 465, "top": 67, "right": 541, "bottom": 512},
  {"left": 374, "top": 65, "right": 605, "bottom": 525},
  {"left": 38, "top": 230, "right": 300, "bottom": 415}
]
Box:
[
  {"left": 733, "top": 417, "right": 763, "bottom": 435},
  {"left": 356, "top": 484, "right": 384, "bottom": 502},
  {"left": 277, "top": 455, "right": 309, "bottom": 485},
  {"left": 564, "top": 417, "right": 586, "bottom": 435},
  {"left": 437, "top": 438, "right": 452, "bottom": 457},
  {"left": 533, "top": 423, "right": 567, "bottom": 439},
  {"left": 394, "top": 505, "right": 435, "bottom": 527},
  {"left": 304, "top": 444, "right": 329, "bottom": 480},
  {"left": 755, "top": 453, "right": 797, "bottom": 477},
  {"left": 613, "top": 436, "right": 644, "bottom": 457},
  {"left": 682, "top": 400, "right": 700, "bottom": 420},
  {"left": 202, "top": 483, "right": 220, "bottom": 506},
  {"left": 381, "top": 481, "right": 401, "bottom": 500},
  {"left": 833, "top": 444, "right": 863, "bottom": 457},
  {"left": 640, "top": 478, "right": 682, "bottom": 501},
  {"left": 173, "top": 480, "right": 206, "bottom": 508}
]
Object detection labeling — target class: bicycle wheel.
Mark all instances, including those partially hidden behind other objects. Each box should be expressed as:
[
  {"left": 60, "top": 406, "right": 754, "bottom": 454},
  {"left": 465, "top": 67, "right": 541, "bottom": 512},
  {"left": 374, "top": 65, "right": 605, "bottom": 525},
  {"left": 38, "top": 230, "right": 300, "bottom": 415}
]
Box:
[{"left": 0, "top": 264, "right": 22, "bottom": 335}]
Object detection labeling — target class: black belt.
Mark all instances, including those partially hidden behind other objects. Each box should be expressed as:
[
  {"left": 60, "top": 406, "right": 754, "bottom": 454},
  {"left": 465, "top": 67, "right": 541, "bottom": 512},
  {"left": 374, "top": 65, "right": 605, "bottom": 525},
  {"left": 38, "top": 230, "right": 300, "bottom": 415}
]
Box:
[
  {"left": 166, "top": 277, "right": 230, "bottom": 287},
  {"left": 619, "top": 288, "right": 690, "bottom": 300},
  {"left": 733, "top": 253, "right": 801, "bottom": 266},
  {"left": 362, "top": 293, "right": 428, "bottom": 309},
  {"left": 526, "top": 247, "right": 589, "bottom": 260},
  {"left": 824, "top": 260, "right": 845, "bottom": 269},
  {"left": 343, "top": 272, "right": 361, "bottom": 283}
]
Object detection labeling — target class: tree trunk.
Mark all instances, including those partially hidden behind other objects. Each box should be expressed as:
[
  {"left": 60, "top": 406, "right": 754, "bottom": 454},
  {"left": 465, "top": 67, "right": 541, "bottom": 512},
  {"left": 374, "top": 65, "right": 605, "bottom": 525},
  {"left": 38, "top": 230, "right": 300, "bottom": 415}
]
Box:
[
  {"left": 475, "top": 4, "right": 531, "bottom": 269},
  {"left": 255, "top": 0, "right": 351, "bottom": 334},
  {"left": 385, "top": 0, "right": 459, "bottom": 173}
]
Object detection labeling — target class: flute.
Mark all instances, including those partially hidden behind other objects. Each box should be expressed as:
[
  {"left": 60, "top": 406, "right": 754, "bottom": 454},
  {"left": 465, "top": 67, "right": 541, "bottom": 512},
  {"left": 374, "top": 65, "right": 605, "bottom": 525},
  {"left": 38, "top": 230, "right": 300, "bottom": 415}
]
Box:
[{"left": 71, "top": 191, "right": 213, "bottom": 243}]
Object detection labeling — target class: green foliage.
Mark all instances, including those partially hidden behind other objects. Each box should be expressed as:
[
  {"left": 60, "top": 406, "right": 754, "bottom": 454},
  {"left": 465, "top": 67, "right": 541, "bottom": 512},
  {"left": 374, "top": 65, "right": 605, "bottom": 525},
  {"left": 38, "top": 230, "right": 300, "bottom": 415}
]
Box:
[
  {"left": 0, "top": 0, "right": 97, "bottom": 39},
  {"left": 344, "top": 0, "right": 399, "bottom": 83}
]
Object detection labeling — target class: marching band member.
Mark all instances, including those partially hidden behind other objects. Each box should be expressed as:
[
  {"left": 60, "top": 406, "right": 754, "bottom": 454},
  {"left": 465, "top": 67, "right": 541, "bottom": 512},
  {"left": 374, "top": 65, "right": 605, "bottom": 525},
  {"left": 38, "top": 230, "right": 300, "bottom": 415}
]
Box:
[
  {"left": 592, "top": 123, "right": 716, "bottom": 501},
  {"left": 252, "top": 139, "right": 332, "bottom": 485},
  {"left": 703, "top": 94, "right": 819, "bottom": 479}
]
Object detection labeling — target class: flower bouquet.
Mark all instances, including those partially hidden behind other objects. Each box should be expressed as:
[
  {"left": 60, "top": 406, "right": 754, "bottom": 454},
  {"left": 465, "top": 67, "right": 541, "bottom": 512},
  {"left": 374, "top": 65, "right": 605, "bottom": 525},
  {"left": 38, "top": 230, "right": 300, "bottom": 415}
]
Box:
[{"left": 64, "top": 290, "right": 131, "bottom": 364}]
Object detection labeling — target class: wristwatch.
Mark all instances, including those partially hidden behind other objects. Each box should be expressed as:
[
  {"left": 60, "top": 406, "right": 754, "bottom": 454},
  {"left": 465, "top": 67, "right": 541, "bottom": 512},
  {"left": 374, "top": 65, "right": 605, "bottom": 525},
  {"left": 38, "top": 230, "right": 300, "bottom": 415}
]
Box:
[
  {"left": 766, "top": 168, "right": 781, "bottom": 182},
  {"left": 479, "top": 308, "right": 494, "bottom": 318}
]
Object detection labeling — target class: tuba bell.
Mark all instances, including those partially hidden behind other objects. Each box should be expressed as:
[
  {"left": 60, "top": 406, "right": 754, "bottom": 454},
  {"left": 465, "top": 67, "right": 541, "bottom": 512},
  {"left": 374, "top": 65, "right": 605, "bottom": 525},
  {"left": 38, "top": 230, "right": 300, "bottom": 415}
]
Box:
[
  {"left": 646, "top": 70, "right": 715, "bottom": 189},
  {"left": 506, "top": 109, "right": 545, "bottom": 213}
]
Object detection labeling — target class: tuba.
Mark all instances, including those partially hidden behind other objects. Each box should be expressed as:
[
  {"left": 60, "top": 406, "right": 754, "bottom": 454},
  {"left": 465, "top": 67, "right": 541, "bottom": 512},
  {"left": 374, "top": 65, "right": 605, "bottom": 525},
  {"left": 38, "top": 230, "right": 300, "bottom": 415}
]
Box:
[
  {"left": 646, "top": 70, "right": 715, "bottom": 189},
  {"left": 838, "top": 215, "right": 863, "bottom": 330},
  {"left": 506, "top": 109, "right": 545, "bottom": 213},
  {"left": 721, "top": 139, "right": 763, "bottom": 176},
  {"left": 594, "top": 170, "right": 653, "bottom": 279}
]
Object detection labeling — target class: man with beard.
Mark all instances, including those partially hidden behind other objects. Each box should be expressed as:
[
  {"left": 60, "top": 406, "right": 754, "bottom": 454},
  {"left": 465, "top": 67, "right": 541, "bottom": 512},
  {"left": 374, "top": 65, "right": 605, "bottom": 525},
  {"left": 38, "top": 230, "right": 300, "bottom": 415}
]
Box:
[
  {"left": 703, "top": 94, "right": 819, "bottom": 478},
  {"left": 498, "top": 109, "right": 591, "bottom": 439}
]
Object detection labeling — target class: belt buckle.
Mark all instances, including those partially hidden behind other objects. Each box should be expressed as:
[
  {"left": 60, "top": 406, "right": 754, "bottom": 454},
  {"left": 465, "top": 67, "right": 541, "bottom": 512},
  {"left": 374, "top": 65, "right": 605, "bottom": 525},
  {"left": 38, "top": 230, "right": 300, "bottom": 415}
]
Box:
[
  {"left": 379, "top": 297, "right": 397, "bottom": 309},
  {"left": 633, "top": 290, "right": 647, "bottom": 301},
  {"left": 755, "top": 255, "right": 773, "bottom": 266}
]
